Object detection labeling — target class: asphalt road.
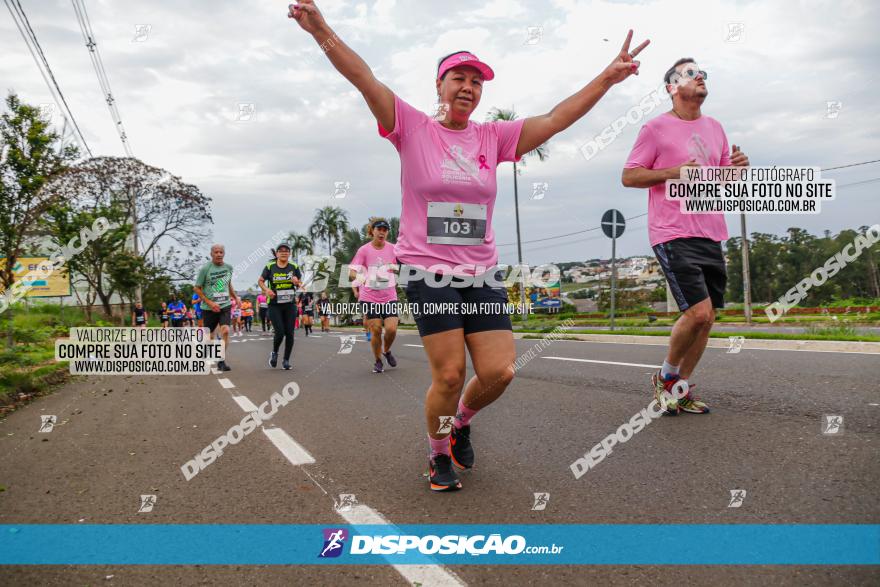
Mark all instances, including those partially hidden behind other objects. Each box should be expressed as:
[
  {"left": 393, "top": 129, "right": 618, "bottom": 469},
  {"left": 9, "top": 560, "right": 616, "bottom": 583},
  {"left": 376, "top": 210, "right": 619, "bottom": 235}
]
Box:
[{"left": 1, "top": 327, "right": 878, "bottom": 585}]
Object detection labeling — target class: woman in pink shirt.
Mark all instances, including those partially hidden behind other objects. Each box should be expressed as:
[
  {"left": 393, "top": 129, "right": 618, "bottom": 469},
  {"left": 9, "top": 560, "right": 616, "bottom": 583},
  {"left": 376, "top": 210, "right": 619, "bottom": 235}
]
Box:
[
  {"left": 289, "top": 0, "right": 649, "bottom": 492},
  {"left": 349, "top": 218, "right": 399, "bottom": 374}
]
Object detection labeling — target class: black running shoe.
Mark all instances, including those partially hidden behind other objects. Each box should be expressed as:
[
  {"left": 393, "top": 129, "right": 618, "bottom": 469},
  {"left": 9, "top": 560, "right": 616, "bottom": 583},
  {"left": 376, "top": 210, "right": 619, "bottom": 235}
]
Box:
[
  {"left": 218, "top": 361, "right": 231, "bottom": 372},
  {"left": 373, "top": 358, "right": 384, "bottom": 373},
  {"left": 383, "top": 351, "right": 397, "bottom": 368},
  {"left": 450, "top": 425, "right": 474, "bottom": 469},
  {"left": 428, "top": 454, "right": 462, "bottom": 491},
  {"left": 269, "top": 352, "right": 278, "bottom": 368},
  {"left": 282, "top": 359, "right": 291, "bottom": 370}
]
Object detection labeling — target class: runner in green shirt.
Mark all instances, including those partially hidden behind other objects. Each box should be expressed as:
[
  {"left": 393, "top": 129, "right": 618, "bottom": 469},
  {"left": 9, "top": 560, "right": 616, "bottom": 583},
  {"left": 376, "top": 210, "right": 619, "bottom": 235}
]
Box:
[{"left": 194, "top": 243, "right": 239, "bottom": 371}]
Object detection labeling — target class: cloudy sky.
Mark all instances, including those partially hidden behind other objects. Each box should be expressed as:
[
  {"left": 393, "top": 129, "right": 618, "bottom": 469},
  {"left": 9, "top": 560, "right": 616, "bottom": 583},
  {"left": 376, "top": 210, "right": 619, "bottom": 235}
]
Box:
[{"left": 3, "top": 0, "right": 879, "bottom": 287}]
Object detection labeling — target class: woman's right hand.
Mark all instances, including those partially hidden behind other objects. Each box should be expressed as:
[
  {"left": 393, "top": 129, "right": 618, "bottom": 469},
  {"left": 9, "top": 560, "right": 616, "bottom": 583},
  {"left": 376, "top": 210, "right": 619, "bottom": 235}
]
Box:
[{"left": 288, "top": 1, "right": 328, "bottom": 35}]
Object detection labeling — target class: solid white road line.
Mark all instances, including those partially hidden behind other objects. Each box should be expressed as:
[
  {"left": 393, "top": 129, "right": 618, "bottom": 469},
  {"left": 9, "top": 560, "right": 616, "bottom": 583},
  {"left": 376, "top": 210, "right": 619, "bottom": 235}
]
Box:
[
  {"left": 261, "top": 427, "right": 315, "bottom": 465},
  {"left": 217, "top": 378, "right": 236, "bottom": 389},
  {"left": 543, "top": 356, "right": 661, "bottom": 369},
  {"left": 404, "top": 343, "right": 424, "bottom": 348},
  {"left": 231, "top": 395, "right": 259, "bottom": 413},
  {"left": 339, "top": 504, "right": 466, "bottom": 586}
]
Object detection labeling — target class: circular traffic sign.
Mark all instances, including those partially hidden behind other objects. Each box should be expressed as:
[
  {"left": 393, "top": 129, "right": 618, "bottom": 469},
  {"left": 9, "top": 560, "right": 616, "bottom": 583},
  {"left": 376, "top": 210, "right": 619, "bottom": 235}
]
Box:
[{"left": 601, "top": 209, "right": 625, "bottom": 238}]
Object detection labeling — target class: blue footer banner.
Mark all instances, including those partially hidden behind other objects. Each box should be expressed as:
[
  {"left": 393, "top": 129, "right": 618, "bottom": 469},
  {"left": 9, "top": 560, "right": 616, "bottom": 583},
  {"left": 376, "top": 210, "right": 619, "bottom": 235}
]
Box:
[{"left": 1, "top": 524, "right": 877, "bottom": 565}]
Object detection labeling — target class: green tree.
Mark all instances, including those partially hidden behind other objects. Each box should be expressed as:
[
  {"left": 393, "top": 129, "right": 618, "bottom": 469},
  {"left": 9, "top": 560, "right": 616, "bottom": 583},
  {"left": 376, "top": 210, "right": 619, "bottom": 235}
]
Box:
[
  {"left": 309, "top": 206, "right": 349, "bottom": 255},
  {"left": 0, "top": 93, "right": 78, "bottom": 344},
  {"left": 287, "top": 231, "right": 313, "bottom": 267},
  {"left": 486, "top": 107, "right": 548, "bottom": 319}
]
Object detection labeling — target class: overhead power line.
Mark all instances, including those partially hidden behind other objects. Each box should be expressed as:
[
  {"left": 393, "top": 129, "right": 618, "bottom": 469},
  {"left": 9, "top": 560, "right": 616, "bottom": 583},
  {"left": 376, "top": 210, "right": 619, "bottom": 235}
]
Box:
[
  {"left": 497, "top": 213, "right": 647, "bottom": 248},
  {"left": 821, "top": 159, "right": 880, "bottom": 172},
  {"left": 4, "top": 0, "right": 93, "bottom": 156},
  {"left": 71, "top": 0, "right": 132, "bottom": 156}
]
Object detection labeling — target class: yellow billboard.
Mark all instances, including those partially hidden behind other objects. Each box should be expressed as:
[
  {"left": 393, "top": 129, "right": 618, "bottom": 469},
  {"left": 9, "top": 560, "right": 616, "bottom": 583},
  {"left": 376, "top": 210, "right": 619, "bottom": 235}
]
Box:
[{"left": 0, "top": 257, "right": 71, "bottom": 297}]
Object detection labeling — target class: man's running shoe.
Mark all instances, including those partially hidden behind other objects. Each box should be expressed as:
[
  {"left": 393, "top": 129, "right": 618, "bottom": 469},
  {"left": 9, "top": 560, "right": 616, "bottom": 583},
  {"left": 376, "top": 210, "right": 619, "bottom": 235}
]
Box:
[
  {"left": 269, "top": 352, "right": 278, "bottom": 368},
  {"left": 383, "top": 351, "right": 397, "bottom": 368},
  {"left": 218, "top": 361, "right": 231, "bottom": 372},
  {"left": 651, "top": 370, "right": 682, "bottom": 415},
  {"left": 282, "top": 359, "right": 291, "bottom": 370},
  {"left": 449, "top": 425, "right": 474, "bottom": 469},
  {"left": 678, "top": 383, "right": 710, "bottom": 414},
  {"left": 373, "top": 358, "right": 384, "bottom": 373},
  {"left": 429, "top": 454, "right": 462, "bottom": 491}
]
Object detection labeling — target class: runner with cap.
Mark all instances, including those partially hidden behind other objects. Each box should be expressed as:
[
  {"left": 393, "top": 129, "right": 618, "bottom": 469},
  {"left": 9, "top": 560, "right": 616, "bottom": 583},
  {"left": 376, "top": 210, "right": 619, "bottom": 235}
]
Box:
[
  {"left": 259, "top": 241, "right": 302, "bottom": 370},
  {"left": 349, "top": 217, "right": 399, "bottom": 373},
  {"left": 289, "top": 0, "right": 649, "bottom": 491}
]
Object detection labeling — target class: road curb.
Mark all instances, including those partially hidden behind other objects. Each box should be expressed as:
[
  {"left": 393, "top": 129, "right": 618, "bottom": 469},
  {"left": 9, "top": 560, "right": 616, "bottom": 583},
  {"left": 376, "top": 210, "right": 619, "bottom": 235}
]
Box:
[{"left": 515, "top": 332, "right": 880, "bottom": 354}]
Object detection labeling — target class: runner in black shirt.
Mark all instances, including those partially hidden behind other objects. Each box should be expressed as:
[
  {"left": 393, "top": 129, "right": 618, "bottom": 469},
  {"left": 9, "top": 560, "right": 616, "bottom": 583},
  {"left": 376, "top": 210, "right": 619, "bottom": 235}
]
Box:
[
  {"left": 317, "top": 291, "right": 331, "bottom": 332},
  {"left": 299, "top": 292, "right": 315, "bottom": 336},
  {"left": 259, "top": 242, "right": 302, "bottom": 369},
  {"left": 131, "top": 302, "right": 148, "bottom": 328}
]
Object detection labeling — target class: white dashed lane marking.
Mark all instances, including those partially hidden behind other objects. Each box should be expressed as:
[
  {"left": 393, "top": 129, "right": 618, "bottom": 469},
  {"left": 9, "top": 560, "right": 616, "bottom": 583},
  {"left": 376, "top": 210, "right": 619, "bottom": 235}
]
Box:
[
  {"left": 231, "top": 395, "right": 259, "bottom": 412},
  {"left": 261, "top": 427, "right": 315, "bottom": 465}
]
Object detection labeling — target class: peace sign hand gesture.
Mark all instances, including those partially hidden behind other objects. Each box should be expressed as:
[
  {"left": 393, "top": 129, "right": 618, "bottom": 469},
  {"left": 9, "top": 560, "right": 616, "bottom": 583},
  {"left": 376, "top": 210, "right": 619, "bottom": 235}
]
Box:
[{"left": 603, "top": 30, "right": 650, "bottom": 85}]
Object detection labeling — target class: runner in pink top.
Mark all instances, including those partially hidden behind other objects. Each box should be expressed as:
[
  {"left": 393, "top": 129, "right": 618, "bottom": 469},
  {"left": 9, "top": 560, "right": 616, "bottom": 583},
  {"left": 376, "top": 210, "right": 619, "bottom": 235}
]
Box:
[
  {"left": 350, "top": 218, "right": 399, "bottom": 373},
  {"left": 379, "top": 95, "right": 523, "bottom": 275},
  {"left": 622, "top": 57, "right": 750, "bottom": 416},
  {"left": 289, "top": 0, "right": 650, "bottom": 492}
]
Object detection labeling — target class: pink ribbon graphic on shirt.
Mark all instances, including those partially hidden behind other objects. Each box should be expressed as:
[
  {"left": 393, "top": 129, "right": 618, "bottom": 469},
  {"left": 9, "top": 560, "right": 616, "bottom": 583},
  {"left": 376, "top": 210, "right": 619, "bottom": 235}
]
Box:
[{"left": 478, "top": 155, "right": 489, "bottom": 170}]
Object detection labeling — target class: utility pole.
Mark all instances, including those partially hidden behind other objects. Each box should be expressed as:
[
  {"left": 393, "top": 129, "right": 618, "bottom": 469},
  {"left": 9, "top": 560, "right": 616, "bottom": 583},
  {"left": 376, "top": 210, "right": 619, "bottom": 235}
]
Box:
[
  {"left": 601, "top": 209, "right": 625, "bottom": 332},
  {"left": 130, "top": 186, "right": 142, "bottom": 304},
  {"left": 512, "top": 161, "right": 527, "bottom": 322},
  {"left": 740, "top": 213, "right": 752, "bottom": 324}
]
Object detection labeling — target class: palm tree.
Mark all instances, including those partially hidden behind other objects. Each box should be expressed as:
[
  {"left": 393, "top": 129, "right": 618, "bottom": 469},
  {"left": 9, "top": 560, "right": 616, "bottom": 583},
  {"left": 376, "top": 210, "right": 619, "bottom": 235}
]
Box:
[
  {"left": 287, "top": 231, "right": 313, "bottom": 266},
  {"left": 309, "top": 206, "right": 350, "bottom": 255},
  {"left": 486, "top": 107, "right": 549, "bottom": 320}
]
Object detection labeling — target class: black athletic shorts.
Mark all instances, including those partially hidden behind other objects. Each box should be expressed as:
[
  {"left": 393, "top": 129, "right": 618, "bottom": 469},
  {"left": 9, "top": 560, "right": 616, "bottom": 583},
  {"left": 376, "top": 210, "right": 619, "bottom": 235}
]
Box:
[
  {"left": 653, "top": 237, "right": 727, "bottom": 311},
  {"left": 403, "top": 266, "right": 512, "bottom": 336},
  {"left": 203, "top": 307, "right": 232, "bottom": 332},
  {"left": 361, "top": 301, "right": 399, "bottom": 320}
]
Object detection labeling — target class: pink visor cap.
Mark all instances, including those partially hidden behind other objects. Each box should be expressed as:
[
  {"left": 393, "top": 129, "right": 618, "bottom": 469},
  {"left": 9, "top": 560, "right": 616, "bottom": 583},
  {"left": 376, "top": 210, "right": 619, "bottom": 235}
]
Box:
[{"left": 437, "top": 51, "right": 495, "bottom": 81}]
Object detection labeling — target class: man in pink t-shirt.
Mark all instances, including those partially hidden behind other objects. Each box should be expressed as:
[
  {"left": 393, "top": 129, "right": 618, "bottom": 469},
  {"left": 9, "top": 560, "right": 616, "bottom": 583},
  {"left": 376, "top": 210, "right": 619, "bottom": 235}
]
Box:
[
  {"left": 349, "top": 218, "right": 399, "bottom": 374},
  {"left": 290, "top": 0, "right": 649, "bottom": 492},
  {"left": 623, "top": 57, "right": 750, "bottom": 415}
]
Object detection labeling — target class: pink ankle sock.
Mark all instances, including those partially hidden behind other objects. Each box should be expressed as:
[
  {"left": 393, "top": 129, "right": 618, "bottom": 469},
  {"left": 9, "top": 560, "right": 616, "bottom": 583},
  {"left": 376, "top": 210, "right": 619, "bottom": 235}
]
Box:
[
  {"left": 428, "top": 434, "right": 450, "bottom": 457},
  {"left": 454, "top": 399, "right": 478, "bottom": 429}
]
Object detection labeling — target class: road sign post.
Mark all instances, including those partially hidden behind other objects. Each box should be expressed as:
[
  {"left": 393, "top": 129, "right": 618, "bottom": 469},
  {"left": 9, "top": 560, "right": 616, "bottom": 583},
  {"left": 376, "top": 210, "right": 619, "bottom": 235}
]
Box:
[{"left": 601, "top": 209, "right": 626, "bottom": 332}]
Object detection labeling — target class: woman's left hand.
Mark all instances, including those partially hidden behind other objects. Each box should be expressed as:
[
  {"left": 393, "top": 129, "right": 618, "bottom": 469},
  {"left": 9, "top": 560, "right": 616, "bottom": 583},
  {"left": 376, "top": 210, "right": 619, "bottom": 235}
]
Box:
[{"left": 603, "top": 30, "right": 650, "bottom": 85}]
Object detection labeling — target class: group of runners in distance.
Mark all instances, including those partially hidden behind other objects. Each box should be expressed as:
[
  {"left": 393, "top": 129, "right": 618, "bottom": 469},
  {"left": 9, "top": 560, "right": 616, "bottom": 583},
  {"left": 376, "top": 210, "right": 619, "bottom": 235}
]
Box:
[{"left": 184, "top": 0, "right": 752, "bottom": 493}]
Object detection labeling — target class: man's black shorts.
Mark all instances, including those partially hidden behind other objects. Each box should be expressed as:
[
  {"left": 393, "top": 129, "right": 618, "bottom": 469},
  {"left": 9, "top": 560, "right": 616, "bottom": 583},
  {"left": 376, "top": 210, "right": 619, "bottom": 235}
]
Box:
[
  {"left": 652, "top": 237, "right": 727, "bottom": 311},
  {"left": 361, "top": 301, "right": 399, "bottom": 320},
  {"left": 203, "top": 307, "right": 232, "bottom": 332},
  {"left": 403, "top": 266, "right": 512, "bottom": 337}
]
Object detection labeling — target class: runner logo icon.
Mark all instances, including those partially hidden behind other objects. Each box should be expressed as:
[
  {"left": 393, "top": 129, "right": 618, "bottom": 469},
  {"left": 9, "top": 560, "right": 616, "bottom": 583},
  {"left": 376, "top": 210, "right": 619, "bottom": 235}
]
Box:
[
  {"left": 728, "top": 489, "right": 746, "bottom": 508},
  {"left": 319, "top": 528, "right": 348, "bottom": 558}
]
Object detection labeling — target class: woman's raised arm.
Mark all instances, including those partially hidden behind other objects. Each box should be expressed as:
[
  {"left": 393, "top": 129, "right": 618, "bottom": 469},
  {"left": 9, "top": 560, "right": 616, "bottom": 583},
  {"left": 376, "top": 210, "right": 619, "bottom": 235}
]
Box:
[{"left": 288, "top": 1, "right": 395, "bottom": 131}]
